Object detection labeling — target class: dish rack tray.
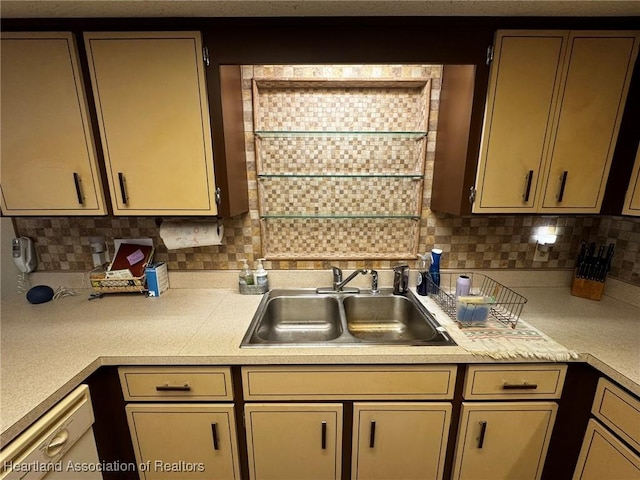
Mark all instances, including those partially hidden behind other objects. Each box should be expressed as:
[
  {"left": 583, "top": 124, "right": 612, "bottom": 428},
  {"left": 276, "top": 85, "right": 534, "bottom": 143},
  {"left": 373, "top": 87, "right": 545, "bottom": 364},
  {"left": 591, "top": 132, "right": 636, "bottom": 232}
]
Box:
[{"left": 426, "top": 272, "right": 527, "bottom": 329}]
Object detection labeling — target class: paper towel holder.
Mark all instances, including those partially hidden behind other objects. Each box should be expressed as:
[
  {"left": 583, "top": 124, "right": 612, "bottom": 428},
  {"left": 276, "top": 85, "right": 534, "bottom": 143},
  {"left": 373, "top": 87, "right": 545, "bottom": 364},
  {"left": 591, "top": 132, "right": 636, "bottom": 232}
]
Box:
[{"left": 155, "top": 217, "right": 222, "bottom": 231}]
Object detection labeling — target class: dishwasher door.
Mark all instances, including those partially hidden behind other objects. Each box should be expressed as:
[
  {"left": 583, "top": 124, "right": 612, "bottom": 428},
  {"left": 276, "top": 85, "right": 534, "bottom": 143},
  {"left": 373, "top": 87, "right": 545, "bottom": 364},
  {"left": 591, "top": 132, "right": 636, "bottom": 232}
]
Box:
[{"left": 0, "top": 385, "right": 103, "bottom": 480}]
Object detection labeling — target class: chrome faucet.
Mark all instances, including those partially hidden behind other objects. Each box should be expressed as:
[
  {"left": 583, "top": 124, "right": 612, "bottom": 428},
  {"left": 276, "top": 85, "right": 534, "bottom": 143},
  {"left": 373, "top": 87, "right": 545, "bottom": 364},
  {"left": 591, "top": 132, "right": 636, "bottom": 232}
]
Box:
[{"left": 328, "top": 267, "right": 379, "bottom": 294}]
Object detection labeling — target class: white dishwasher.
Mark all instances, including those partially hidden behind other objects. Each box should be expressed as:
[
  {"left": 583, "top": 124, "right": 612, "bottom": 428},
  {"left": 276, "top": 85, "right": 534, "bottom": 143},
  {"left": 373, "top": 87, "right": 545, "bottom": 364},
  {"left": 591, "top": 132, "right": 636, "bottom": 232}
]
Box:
[{"left": 0, "top": 385, "right": 103, "bottom": 480}]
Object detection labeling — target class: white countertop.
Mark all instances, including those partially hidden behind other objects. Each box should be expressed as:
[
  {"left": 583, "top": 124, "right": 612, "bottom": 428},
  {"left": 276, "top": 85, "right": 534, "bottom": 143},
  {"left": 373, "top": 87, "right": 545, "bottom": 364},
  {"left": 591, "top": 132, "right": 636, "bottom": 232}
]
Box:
[{"left": 1, "top": 272, "right": 639, "bottom": 447}]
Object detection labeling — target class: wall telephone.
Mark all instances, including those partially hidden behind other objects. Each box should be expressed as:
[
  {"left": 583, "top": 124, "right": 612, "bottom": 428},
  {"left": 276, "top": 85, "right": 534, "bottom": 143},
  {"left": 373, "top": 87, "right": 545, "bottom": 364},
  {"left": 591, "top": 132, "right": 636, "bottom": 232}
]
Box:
[{"left": 12, "top": 237, "right": 37, "bottom": 273}]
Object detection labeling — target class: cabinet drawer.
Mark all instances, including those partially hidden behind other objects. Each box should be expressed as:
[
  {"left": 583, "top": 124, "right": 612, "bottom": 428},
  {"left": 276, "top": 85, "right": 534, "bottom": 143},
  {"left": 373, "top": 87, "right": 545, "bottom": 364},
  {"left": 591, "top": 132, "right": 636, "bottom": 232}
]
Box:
[
  {"left": 119, "top": 366, "right": 233, "bottom": 401},
  {"left": 463, "top": 364, "right": 567, "bottom": 400},
  {"left": 242, "top": 365, "right": 457, "bottom": 400},
  {"left": 592, "top": 378, "right": 640, "bottom": 452}
]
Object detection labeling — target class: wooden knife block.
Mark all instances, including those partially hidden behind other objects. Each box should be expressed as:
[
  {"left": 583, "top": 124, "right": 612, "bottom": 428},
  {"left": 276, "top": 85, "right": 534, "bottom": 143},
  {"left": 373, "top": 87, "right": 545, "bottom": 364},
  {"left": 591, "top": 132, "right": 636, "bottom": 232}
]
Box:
[{"left": 571, "top": 275, "right": 605, "bottom": 301}]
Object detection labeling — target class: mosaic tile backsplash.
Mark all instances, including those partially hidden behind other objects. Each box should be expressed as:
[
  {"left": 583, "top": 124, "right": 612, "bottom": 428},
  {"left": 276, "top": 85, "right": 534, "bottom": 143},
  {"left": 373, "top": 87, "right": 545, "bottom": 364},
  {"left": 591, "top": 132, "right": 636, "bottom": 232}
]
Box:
[
  {"left": 253, "top": 75, "right": 431, "bottom": 259},
  {"left": 11, "top": 64, "right": 640, "bottom": 286}
]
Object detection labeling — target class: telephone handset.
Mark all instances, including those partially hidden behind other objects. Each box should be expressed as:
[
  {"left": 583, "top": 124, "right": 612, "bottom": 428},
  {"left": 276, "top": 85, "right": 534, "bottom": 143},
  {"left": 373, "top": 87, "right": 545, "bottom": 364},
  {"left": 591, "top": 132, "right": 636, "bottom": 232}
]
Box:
[{"left": 12, "top": 237, "right": 37, "bottom": 273}]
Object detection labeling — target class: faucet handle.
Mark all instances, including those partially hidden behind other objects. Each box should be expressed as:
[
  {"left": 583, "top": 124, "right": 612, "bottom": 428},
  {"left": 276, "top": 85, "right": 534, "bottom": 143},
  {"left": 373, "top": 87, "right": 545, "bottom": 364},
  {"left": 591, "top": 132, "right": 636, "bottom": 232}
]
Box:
[
  {"left": 393, "top": 264, "right": 409, "bottom": 295},
  {"left": 331, "top": 266, "right": 343, "bottom": 282},
  {"left": 370, "top": 269, "right": 379, "bottom": 294}
]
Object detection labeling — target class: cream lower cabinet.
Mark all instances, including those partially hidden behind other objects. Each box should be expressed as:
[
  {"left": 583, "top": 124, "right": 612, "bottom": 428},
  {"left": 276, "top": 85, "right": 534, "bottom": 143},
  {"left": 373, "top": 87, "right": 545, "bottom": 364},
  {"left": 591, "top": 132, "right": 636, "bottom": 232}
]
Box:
[
  {"left": 573, "top": 420, "right": 640, "bottom": 479},
  {"left": 244, "top": 403, "right": 343, "bottom": 480},
  {"left": 452, "top": 364, "right": 566, "bottom": 480},
  {"left": 242, "top": 365, "right": 457, "bottom": 480},
  {"left": 126, "top": 404, "right": 241, "bottom": 480},
  {"left": 573, "top": 378, "right": 640, "bottom": 479},
  {"left": 352, "top": 403, "right": 452, "bottom": 480},
  {"left": 622, "top": 144, "right": 640, "bottom": 216},
  {"left": 452, "top": 402, "right": 558, "bottom": 480},
  {"left": 0, "top": 32, "right": 106, "bottom": 215},
  {"left": 119, "top": 367, "right": 239, "bottom": 480}
]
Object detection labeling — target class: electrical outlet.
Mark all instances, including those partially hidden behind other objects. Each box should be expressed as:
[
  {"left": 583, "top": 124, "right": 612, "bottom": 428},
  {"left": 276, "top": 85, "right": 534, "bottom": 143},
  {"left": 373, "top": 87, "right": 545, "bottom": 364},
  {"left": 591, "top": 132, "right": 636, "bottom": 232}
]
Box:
[{"left": 534, "top": 246, "right": 550, "bottom": 262}]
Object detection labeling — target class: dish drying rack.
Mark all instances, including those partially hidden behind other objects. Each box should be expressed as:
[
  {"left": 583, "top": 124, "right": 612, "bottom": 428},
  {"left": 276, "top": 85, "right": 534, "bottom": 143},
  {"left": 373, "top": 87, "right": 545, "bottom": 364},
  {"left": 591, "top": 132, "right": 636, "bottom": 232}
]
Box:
[{"left": 426, "top": 272, "right": 527, "bottom": 329}]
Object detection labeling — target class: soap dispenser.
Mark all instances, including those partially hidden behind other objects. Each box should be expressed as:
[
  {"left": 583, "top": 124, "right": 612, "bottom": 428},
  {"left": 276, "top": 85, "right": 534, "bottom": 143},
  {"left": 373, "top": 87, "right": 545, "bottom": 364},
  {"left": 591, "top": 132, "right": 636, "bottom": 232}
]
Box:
[
  {"left": 254, "top": 258, "right": 269, "bottom": 292},
  {"left": 239, "top": 259, "right": 254, "bottom": 293}
]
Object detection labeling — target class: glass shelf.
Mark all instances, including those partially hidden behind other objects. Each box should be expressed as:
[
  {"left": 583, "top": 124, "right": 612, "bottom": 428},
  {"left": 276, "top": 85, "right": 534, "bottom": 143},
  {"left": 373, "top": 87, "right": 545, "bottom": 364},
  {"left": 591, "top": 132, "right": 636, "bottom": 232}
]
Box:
[
  {"left": 258, "top": 173, "right": 423, "bottom": 179},
  {"left": 260, "top": 214, "right": 421, "bottom": 219},
  {"left": 255, "top": 130, "right": 427, "bottom": 139}
]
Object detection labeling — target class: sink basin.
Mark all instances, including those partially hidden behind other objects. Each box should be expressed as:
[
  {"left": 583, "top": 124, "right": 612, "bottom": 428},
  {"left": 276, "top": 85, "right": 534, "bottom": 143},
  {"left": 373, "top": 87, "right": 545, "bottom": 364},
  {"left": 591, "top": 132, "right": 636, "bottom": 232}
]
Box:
[
  {"left": 255, "top": 296, "right": 342, "bottom": 343},
  {"left": 241, "top": 289, "right": 455, "bottom": 347},
  {"left": 343, "top": 295, "right": 441, "bottom": 343}
]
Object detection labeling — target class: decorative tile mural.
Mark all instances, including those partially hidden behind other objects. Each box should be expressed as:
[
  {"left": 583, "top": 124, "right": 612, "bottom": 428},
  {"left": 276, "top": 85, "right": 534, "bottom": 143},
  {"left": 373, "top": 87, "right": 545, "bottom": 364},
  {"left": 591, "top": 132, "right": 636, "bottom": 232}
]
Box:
[{"left": 12, "top": 64, "right": 640, "bottom": 286}]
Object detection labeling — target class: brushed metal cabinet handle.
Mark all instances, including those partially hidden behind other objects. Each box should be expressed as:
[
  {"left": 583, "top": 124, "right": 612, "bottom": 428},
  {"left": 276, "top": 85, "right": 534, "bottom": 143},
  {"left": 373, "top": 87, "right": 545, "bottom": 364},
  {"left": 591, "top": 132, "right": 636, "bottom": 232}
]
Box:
[
  {"left": 556, "top": 171, "right": 568, "bottom": 202},
  {"left": 155, "top": 383, "right": 191, "bottom": 391},
  {"left": 369, "top": 421, "right": 376, "bottom": 448},
  {"left": 321, "top": 421, "right": 327, "bottom": 450},
  {"left": 478, "top": 421, "right": 487, "bottom": 449},
  {"left": 73, "top": 173, "right": 84, "bottom": 205},
  {"left": 118, "top": 172, "right": 128, "bottom": 205},
  {"left": 211, "top": 423, "right": 219, "bottom": 450}
]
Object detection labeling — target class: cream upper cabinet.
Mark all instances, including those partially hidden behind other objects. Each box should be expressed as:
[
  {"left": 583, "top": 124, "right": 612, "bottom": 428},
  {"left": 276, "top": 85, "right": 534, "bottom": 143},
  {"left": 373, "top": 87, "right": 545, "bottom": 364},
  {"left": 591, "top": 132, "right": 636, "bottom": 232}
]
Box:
[
  {"left": 474, "top": 30, "right": 639, "bottom": 214},
  {"left": 352, "top": 402, "right": 452, "bottom": 480},
  {"left": 0, "top": 32, "right": 107, "bottom": 215},
  {"left": 622, "top": 144, "right": 640, "bottom": 216},
  {"left": 84, "top": 31, "right": 217, "bottom": 215},
  {"left": 475, "top": 31, "right": 567, "bottom": 213},
  {"left": 244, "top": 403, "right": 343, "bottom": 480}
]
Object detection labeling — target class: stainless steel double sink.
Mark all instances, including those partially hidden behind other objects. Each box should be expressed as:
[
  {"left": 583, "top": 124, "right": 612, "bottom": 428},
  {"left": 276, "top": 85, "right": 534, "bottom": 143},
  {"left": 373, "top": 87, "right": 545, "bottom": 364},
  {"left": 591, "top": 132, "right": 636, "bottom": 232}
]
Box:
[{"left": 241, "top": 288, "right": 455, "bottom": 347}]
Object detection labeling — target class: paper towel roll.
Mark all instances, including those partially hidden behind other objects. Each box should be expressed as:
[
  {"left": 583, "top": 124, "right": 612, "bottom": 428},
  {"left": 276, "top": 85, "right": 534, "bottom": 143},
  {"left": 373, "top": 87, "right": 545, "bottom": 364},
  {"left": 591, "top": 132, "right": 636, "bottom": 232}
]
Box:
[{"left": 159, "top": 220, "right": 224, "bottom": 250}]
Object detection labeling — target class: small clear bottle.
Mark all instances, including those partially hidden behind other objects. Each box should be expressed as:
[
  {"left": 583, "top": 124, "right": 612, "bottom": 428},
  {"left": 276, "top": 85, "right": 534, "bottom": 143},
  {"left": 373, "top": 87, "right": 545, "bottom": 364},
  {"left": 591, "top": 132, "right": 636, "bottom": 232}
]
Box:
[
  {"left": 239, "top": 259, "right": 254, "bottom": 292},
  {"left": 416, "top": 253, "right": 430, "bottom": 296}
]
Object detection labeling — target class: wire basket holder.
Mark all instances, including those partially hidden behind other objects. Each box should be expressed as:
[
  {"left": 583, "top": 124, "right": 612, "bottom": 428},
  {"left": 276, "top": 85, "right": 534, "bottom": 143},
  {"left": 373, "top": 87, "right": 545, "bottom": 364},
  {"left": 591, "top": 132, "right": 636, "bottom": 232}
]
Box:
[{"left": 426, "top": 272, "right": 527, "bottom": 329}]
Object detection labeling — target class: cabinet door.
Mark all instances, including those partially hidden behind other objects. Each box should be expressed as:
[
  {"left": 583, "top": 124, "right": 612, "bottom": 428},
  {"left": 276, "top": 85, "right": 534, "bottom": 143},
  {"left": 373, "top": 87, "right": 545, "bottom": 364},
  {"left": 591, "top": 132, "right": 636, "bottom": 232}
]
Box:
[
  {"left": 474, "top": 31, "right": 567, "bottom": 213},
  {"left": 452, "top": 402, "right": 558, "bottom": 480},
  {"left": 622, "top": 144, "right": 640, "bottom": 216},
  {"left": 0, "top": 32, "right": 106, "bottom": 215},
  {"left": 126, "top": 403, "right": 240, "bottom": 480},
  {"left": 84, "top": 31, "right": 217, "bottom": 215},
  {"left": 352, "top": 402, "right": 452, "bottom": 480},
  {"left": 245, "top": 403, "right": 342, "bottom": 480},
  {"left": 573, "top": 419, "right": 640, "bottom": 480},
  {"left": 541, "top": 31, "right": 640, "bottom": 212}
]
